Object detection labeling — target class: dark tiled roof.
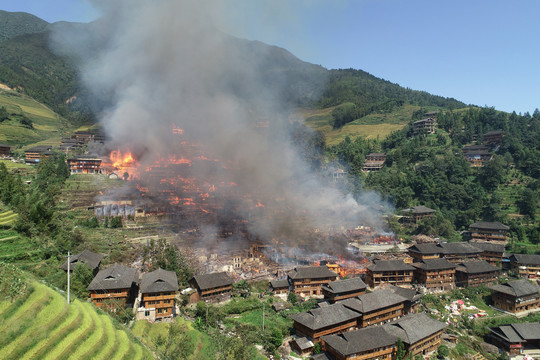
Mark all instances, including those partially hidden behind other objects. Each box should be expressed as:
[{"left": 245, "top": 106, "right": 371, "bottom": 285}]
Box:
[
  {"left": 509, "top": 253, "right": 540, "bottom": 265},
  {"left": 61, "top": 249, "right": 103, "bottom": 271},
  {"left": 470, "top": 221, "right": 510, "bottom": 231},
  {"left": 439, "top": 242, "right": 481, "bottom": 255},
  {"left": 489, "top": 279, "right": 540, "bottom": 298},
  {"left": 490, "top": 323, "right": 540, "bottom": 343},
  {"left": 366, "top": 153, "right": 386, "bottom": 157},
  {"left": 385, "top": 285, "right": 422, "bottom": 302},
  {"left": 470, "top": 242, "right": 505, "bottom": 253},
  {"left": 290, "top": 303, "right": 360, "bottom": 331},
  {"left": 401, "top": 206, "right": 435, "bottom": 214},
  {"left": 367, "top": 260, "right": 415, "bottom": 272},
  {"left": 270, "top": 279, "right": 289, "bottom": 289},
  {"left": 25, "top": 145, "right": 52, "bottom": 153},
  {"left": 191, "top": 272, "right": 234, "bottom": 291},
  {"left": 412, "top": 258, "right": 456, "bottom": 271},
  {"left": 140, "top": 268, "right": 178, "bottom": 293},
  {"left": 292, "top": 337, "right": 314, "bottom": 351},
  {"left": 455, "top": 260, "right": 499, "bottom": 274},
  {"left": 322, "top": 326, "right": 396, "bottom": 356},
  {"left": 87, "top": 264, "right": 138, "bottom": 291},
  {"left": 288, "top": 266, "right": 338, "bottom": 280},
  {"left": 322, "top": 278, "right": 367, "bottom": 294},
  {"left": 0, "top": 143, "right": 11, "bottom": 148},
  {"left": 383, "top": 313, "right": 446, "bottom": 345},
  {"left": 311, "top": 353, "right": 333, "bottom": 360},
  {"left": 341, "top": 289, "right": 407, "bottom": 314},
  {"left": 408, "top": 243, "right": 442, "bottom": 255}
]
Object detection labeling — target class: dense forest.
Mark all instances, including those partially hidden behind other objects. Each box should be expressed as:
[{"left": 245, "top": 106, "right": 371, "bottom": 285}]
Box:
[{"left": 328, "top": 107, "right": 540, "bottom": 247}]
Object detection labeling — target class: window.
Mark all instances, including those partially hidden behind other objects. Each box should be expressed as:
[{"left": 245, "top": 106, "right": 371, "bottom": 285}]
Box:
[{"left": 145, "top": 310, "right": 150, "bottom": 317}]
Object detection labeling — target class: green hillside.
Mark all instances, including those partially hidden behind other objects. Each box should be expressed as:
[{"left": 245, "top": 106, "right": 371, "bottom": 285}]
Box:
[
  {"left": 0, "top": 88, "right": 71, "bottom": 146},
  {"left": 0, "top": 10, "right": 48, "bottom": 42},
  {"left": 0, "top": 281, "right": 153, "bottom": 360}
]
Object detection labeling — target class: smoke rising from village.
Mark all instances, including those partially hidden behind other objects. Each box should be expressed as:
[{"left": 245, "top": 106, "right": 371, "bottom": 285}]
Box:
[{"left": 51, "top": 0, "right": 390, "bottom": 256}]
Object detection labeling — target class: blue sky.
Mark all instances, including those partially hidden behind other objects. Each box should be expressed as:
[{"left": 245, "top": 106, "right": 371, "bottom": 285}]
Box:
[{"left": 3, "top": 0, "right": 540, "bottom": 114}]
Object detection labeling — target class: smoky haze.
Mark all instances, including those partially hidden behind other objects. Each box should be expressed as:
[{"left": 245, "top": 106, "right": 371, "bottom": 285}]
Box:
[{"left": 51, "top": 0, "right": 391, "bottom": 256}]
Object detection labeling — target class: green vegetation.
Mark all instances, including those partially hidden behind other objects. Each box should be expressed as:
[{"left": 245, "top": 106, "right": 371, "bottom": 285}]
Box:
[
  {"left": 0, "top": 280, "right": 152, "bottom": 360},
  {"left": 0, "top": 10, "right": 49, "bottom": 42}
]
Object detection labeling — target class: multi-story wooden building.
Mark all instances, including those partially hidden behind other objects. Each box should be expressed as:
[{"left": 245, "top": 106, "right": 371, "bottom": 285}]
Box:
[
  {"left": 287, "top": 266, "right": 338, "bottom": 296},
  {"left": 137, "top": 268, "right": 178, "bottom": 321},
  {"left": 61, "top": 249, "right": 103, "bottom": 275},
  {"left": 438, "top": 242, "right": 481, "bottom": 263},
  {"left": 470, "top": 242, "right": 505, "bottom": 266},
  {"left": 482, "top": 130, "right": 504, "bottom": 145},
  {"left": 508, "top": 254, "right": 540, "bottom": 279},
  {"left": 189, "top": 272, "right": 234, "bottom": 302},
  {"left": 489, "top": 279, "right": 540, "bottom": 314},
  {"left": 341, "top": 289, "right": 408, "bottom": 328},
  {"left": 362, "top": 153, "right": 386, "bottom": 172},
  {"left": 470, "top": 221, "right": 510, "bottom": 244},
  {"left": 462, "top": 145, "right": 493, "bottom": 167},
  {"left": 270, "top": 279, "right": 289, "bottom": 295},
  {"left": 87, "top": 264, "right": 139, "bottom": 311},
  {"left": 24, "top": 145, "right": 52, "bottom": 164},
  {"left": 383, "top": 313, "right": 446, "bottom": 358},
  {"left": 412, "top": 258, "right": 456, "bottom": 291},
  {"left": 488, "top": 322, "right": 540, "bottom": 355},
  {"left": 290, "top": 303, "right": 360, "bottom": 341},
  {"left": 322, "top": 326, "right": 397, "bottom": 360},
  {"left": 400, "top": 206, "right": 436, "bottom": 224},
  {"left": 413, "top": 117, "right": 437, "bottom": 136},
  {"left": 365, "top": 260, "right": 415, "bottom": 288},
  {"left": 67, "top": 155, "right": 103, "bottom": 174},
  {"left": 322, "top": 278, "right": 367, "bottom": 304},
  {"left": 0, "top": 144, "right": 11, "bottom": 157},
  {"left": 455, "top": 260, "right": 499, "bottom": 287},
  {"left": 407, "top": 243, "right": 442, "bottom": 262}
]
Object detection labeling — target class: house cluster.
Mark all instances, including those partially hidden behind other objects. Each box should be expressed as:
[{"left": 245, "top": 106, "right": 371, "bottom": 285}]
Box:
[
  {"left": 288, "top": 273, "right": 442, "bottom": 359},
  {"left": 462, "top": 144, "right": 492, "bottom": 167},
  {"left": 62, "top": 249, "right": 238, "bottom": 322}
]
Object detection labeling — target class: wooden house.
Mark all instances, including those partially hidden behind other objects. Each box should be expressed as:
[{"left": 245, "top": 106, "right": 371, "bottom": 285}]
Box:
[
  {"left": 288, "top": 266, "right": 338, "bottom": 297},
  {"left": 412, "top": 258, "right": 456, "bottom": 291},
  {"left": 61, "top": 249, "right": 103, "bottom": 275},
  {"left": 137, "top": 268, "right": 178, "bottom": 321},
  {"left": 189, "top": 272, "right": 234, "bottom": 302},
  {"left": 24, "top": 145, "right": 52, "bottom": 164},
  {"left": 365, "top": 260, "right": 415, "bottom": 288},
  {"left": 87, "top": 264, "right": 139, "bottom": 311},
  {"left": 362, "top": 153, "right": 386, "bottom": 172},
  {"left": 270, "top": 279, "right": 289, "bottom": 295},
  {"left": 322, "top": 326, "right": 397, "bottom": 360},
  {"left": 383, "top": 313, "right": 446, "bottom": 358},
  {"left": 470, "top": 242, "right": 505, "bottom": 266},
  {"left": 489, "top": 279, "right": 540, "bottom": 314},
  {"left": 482, "top": 130, "right": 504, "bottom": 145},
  {"left": 0, "top": 144, "right": 11, "bottom": 157},
  {"left": 455, "top": 260, "right": 499, "bottom": 287},
  {"left": 413, "top": 117, "right": 437, "bottom": 136},
  {"left": 438, "top": 242, "right": 481, "bottom": 263},
  {"left": 384, "top": 285, "right": 422, "bottom": 314},
  {"left": 400, "top": 206, "right": 435, "bottom": 224},
  {"left": 290, "top": 303, "right": 360, "bottom": 341},
  {"left": 322, "top": 278, "right": 367, "bottom": 304},
  {"left": 341, "top": 289, "right": 408, "bottom": 328},
  {"left": 470, "top": 221, "right": 510, "bottom": 244},
  {"left": 290, "top": 337, "right": 314, "bottom": 357},
  {"left": 488, "top": 322, "right": 540, "bottom": 355},
  {"left": 67, "top": 155, "right": 103, "bottom": 174},
  {"left": 407, "top": 243, "right": 442, "bottom": 262},
  {"left": 508, "top": 254, "right": 540, "bottom": 279}
]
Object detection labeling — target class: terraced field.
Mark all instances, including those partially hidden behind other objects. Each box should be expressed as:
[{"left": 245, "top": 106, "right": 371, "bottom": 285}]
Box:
[
  {"left": 0, "top": 281, "right": 154, "bottom": 360},
  {"left": 0, "top": 210, "right": 18, "bottom": 227},
  {"left": 0, "top": 229, "right": 42, "bottom": 266}
]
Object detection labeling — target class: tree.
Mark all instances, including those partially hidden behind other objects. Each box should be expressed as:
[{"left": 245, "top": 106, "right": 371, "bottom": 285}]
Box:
[
  {"left": 70, "top": 262, "right": 94, "bottom": 298},
  {"left": 396, "top": 338, "right": 406, "bottom": 360},
  {"left": 313, "top": 341, "right": 322, "bottom": 354},
  {"left": 517, "top": 188, "right": 538, "bottom": 220},
  {"left": 142, "top": 239, "right": 193, "bottom": 286},
  {"left": 437, "top": 344, "right": 450, "bottom": 359},
  {"left": 0, "top": 262, "right": 29, "bottom": 302},
  {"left": 0, "top": 106, "right": 8, "bottom": 122},
  {"left": 287, "top": 291, "right": 298, "bottom": 305}
]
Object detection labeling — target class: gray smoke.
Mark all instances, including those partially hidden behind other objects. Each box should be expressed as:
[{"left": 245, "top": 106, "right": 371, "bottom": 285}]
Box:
[{"left": 51, "top": 0, "right": 390, "bottom": 255}]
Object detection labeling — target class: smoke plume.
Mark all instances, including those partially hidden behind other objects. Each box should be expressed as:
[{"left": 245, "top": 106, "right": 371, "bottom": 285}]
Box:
[{"left": 51, "top": 0, "right": 390, "bottom": 256}]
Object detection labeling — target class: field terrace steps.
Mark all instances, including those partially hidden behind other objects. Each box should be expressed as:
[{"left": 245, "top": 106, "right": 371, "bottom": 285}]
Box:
[{"left": 0, "top": 280, "right": 150, "bottom": 360}]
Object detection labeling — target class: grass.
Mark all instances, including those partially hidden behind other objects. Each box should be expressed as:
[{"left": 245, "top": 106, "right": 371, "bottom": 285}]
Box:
[
  {"left": 298, "top": 104, "right": 416, "bottom": 146},
  {"left": 0, "top": 89, "right": 71, "bottom": 146},
  {"left": 0, "top": 210, "right": 18, "bottom": 227},
  {"left": 0, "top": 279, "right": 153, "bottom": 360}
]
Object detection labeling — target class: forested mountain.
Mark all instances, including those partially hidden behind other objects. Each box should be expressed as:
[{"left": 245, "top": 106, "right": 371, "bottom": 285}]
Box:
[{"left": 0, "top": 10, "right": 48, "bottom": 42}]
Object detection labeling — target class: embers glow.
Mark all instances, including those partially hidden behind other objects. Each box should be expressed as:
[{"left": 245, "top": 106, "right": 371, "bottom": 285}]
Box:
[{"left": 106, "top": 149, "right": 140, "bottom": 179}]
